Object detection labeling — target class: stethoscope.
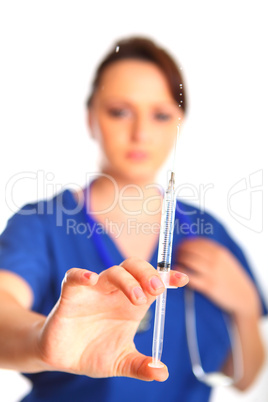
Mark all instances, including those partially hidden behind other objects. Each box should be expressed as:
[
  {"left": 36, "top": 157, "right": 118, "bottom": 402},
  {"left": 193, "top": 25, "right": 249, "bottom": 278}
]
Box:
[
  {"left": 82, "top": 182, "right": 243, "bottom": 387},
  {"left": 184, "top": 286, "right": 243, "bottom": 386}
]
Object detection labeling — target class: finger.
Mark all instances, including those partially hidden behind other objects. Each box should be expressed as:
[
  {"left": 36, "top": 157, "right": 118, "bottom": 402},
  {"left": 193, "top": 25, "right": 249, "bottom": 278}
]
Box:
[
  {"left": 173, "top": 261, "right": 202, "bottom": 279},
  {"left": 62, "top": 268, "right": 99, "bottom": 289},
  {"left": 176, "top": 250, "right": 211, "bottom": 275},
  {"left": 173, "top": 263, "right": 209, "bottom": 293},
  {"left": 117, "top": 351, "right": 169, "bottom": 382},
  {"left": 185, "top": 273, "right": 209, "bottom": 293},
  {"left": 96, "top": 265, "right": 148, "bottom": 305},
  {"left": 119, "top": 257, "right": 166, "bottom": 297},
  {"left": 169, "top": 270, "right": 189, "bottom": 287}
]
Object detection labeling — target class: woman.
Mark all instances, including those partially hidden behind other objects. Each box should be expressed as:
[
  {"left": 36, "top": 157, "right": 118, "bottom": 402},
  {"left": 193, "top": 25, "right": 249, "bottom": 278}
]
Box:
[{"left": 0, "top": 37, "right": 266, "bottom": 402}]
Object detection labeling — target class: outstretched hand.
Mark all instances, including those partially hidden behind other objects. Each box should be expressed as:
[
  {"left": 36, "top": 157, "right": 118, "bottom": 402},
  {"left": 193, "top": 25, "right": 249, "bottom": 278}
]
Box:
[{"left": 36, "top": 257, "right": 189, "bottom": 382}]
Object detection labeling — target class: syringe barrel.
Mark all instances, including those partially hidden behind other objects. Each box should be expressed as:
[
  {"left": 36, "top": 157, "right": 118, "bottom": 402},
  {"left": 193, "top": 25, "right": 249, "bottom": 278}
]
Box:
[
  {"left": 151, "top": 288, "right": 167, "bottom": 366},
  {"left": 157, "top": 177, "right": 176, "bottom": 272}
]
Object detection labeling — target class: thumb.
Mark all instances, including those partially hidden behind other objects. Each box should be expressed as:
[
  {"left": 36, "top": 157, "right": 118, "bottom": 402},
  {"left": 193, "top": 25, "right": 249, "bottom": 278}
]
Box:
[
  {"left": 117, "top": 351, "right": 169, "bottom": 382},
  {"left": 60, "top": 268, "right": 99, "bottom": 300},
  {"left": 62, "top": 268, "right": 99, "bottom": 288}
]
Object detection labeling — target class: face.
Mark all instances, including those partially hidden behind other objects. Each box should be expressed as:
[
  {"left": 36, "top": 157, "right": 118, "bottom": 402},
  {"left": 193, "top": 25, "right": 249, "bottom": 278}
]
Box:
[{"left": 88, "top": 59, "right": 183, "bottom": 183}]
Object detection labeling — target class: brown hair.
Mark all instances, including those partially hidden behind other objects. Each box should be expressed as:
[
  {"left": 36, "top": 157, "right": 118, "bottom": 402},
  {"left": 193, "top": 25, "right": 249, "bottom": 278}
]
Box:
[{"left": 86, "top": 36, "right": 187, "bottom": 113}]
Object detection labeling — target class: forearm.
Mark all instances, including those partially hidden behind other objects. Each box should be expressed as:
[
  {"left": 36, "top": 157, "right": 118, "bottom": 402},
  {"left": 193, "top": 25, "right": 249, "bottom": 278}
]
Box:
[
  {"left": 232, "top": 310, "right": 265, "bottom": 390},
  {"left": 0, "top": 290, "right": 49, "bottom": 372}
]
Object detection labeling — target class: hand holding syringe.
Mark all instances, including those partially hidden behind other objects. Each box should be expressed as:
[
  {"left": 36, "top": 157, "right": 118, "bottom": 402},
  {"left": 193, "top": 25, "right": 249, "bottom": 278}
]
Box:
[{"left": 149, "top": 125, "right": 180, "bottom": 368}]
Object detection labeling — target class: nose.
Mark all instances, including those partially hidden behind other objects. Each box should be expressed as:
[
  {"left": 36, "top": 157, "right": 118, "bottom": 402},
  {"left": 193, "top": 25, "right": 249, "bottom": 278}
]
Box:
[{"left": 131, "top": 113, "right": 151, "bottom": 143}]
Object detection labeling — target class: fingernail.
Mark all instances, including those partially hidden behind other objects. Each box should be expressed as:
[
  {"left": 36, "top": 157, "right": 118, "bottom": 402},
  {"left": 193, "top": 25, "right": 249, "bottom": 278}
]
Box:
[
  {"left": 174, "top": 272, "right": 188, "bottom": 279},
  {"left": 150, "top": 276, "right": 164, "bottom": 290},
  {"left": 89, "top": 273, "right": 99, "bottom": 285},
  {"left": 83, "top": 272, "right": 98, "bottom": 285},
  {"left": 133, "top": 287, "right": 146, "bottom": 301}
]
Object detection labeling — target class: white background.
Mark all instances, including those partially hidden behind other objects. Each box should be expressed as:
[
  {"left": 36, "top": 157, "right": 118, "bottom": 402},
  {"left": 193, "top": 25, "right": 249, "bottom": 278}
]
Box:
[{"left": 0, "top": 1, "right": 267, "bottom": 401}]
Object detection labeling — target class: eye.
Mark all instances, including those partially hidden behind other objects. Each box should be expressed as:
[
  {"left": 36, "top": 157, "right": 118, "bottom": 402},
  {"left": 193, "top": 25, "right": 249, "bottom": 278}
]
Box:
[
  {"left": 154, "top": 112, "right": 172, "bottom": 121},
  {"left": 107, "top": 108, "right": 130, "bottom": 118}
]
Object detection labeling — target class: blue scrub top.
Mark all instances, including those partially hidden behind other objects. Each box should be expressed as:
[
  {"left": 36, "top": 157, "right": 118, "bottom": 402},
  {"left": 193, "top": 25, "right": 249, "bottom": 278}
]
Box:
[{"left": 0, "top": 189, "right": 267, "bottom": 402}]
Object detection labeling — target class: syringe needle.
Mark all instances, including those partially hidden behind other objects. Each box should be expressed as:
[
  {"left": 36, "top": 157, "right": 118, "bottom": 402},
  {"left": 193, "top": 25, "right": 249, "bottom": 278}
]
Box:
[{"left": 172, "top": 124, "right": 180, "bottom": 173}]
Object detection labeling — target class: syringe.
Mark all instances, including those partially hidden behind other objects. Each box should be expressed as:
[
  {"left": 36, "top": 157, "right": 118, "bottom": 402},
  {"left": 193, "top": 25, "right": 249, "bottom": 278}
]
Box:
[
  {"left": 148, "top": 171, "right": 176, "bottom": 368},
  {"left": 149, "top": 126, "right": 179, "bottom": 369}
]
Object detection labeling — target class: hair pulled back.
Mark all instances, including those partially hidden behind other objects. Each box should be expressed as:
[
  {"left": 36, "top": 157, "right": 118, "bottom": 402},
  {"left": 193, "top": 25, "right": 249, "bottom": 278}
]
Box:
[{"left": 86, "top": 37, "right": 187, "bottom": 113}]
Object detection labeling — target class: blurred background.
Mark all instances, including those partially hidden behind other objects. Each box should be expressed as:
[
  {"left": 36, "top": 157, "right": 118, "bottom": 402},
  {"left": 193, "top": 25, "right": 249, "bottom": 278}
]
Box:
[{"left": 0, "top": 1, "right": 267, "bottom": 401}]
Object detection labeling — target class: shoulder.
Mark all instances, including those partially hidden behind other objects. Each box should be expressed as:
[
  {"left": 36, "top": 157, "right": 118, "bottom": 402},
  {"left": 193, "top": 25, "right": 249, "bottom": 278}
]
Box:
[{"left": 0, "top": 189, "right": 77, "bottom": 241}]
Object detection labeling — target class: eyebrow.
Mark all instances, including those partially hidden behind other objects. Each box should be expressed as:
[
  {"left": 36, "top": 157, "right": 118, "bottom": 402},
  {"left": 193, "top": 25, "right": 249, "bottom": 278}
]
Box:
[{"left": 101, "top": 98, "right": 179, "bottom": 109}]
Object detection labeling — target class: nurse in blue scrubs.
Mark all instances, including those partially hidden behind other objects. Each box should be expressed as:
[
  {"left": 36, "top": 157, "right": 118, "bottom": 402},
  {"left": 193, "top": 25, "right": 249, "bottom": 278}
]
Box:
[{"left": 0, "top": 37, "right": 266, "bottom": 402}]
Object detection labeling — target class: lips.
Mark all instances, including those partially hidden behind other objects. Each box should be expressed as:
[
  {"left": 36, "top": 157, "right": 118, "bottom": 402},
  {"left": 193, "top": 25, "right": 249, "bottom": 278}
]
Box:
[{"left": 126, "top": 150, "right": 149, "bottom": 161}]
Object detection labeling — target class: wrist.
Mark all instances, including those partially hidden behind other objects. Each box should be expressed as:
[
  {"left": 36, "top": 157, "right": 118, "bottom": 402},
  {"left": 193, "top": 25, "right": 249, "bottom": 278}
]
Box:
[
  {"left": 27, "top": 316, "right": 54, "bottom": 372},
  {"left": 232, "top": 290, "right": 261, "bottom": 321}
]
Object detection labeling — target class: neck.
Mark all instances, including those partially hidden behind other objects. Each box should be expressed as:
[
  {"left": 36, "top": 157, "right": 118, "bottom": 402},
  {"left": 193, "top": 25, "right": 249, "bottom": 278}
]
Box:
[
  {"left": 97, "top": 169, "right": 159, "bottom": 194},
  {"left": 89, "top": 170, "right": 162, "bottom": 216}
]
